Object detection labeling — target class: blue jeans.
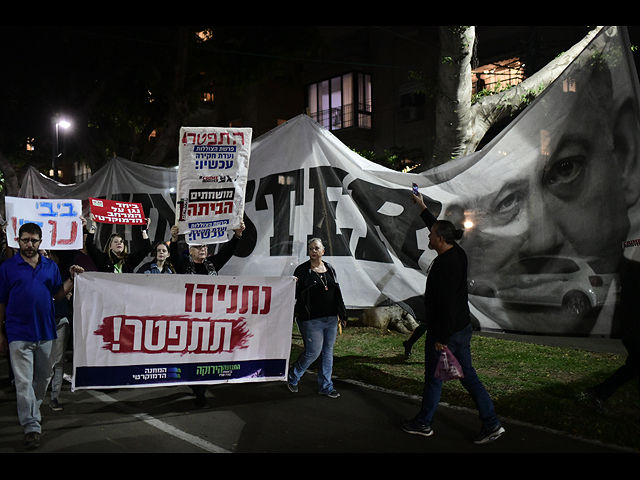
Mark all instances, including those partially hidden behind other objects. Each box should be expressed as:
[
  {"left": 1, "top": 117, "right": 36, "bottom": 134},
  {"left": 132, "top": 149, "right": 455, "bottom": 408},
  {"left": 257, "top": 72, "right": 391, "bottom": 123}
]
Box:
[
  {"left": 51, "top": 317, "right": 69, "bottom": 400},
  {"left": 289, "top": 316, "right": 338, "bottom": 394},
  {"left": 9, "top": 340, "right": 55, "bottom": 434},
  {"left": 414, "top": 324, "right": 500, "bottom": 429}
]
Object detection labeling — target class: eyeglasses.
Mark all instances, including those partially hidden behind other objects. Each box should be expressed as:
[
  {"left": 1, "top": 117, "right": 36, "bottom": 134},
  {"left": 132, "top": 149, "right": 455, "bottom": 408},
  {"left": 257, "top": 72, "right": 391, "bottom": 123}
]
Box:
[{"left": 19, "top": 237, "right": 41, "bottom": 245}]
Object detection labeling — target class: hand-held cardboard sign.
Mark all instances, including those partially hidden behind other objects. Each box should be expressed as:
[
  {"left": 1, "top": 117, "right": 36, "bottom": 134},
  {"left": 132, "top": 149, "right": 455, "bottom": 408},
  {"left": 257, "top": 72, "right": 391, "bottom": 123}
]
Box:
[
  {"left": 5, "top": 196, "right": 83, "bottom": 250},
  {"left": 89, "top": 198, "right": 146, "bottom": 226},
  {"left": 176, "top": 127, "right": 252, "bottom": 245}
]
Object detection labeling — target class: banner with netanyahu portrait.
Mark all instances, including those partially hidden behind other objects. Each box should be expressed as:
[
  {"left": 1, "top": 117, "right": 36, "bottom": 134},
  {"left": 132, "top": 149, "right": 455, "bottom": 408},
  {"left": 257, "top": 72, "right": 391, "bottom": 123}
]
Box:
[{"left": 20, "top": 27, "right": 640, "bottom": 338}]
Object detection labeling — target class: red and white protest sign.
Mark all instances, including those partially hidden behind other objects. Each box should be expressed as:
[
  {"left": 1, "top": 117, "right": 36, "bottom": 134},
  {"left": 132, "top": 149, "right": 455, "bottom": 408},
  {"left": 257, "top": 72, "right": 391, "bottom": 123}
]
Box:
[
  {"left": 72, "top": 273, "right": 296, "bottom": 390},
  {"left": 4, "top": 196, "right": 83, "bottom": 250},
  {"left": 89, "top": 198, "right": 146, "bottom": 225}
]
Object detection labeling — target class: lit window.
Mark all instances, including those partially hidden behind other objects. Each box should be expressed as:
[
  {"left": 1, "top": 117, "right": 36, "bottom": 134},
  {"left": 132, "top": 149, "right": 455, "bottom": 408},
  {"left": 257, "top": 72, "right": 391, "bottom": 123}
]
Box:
[
  {"left": 307, "top": 72, "right": 372, "bottom": 130},
  {"left": 472, "top": 58, "right": 525, "bottom": 95}
]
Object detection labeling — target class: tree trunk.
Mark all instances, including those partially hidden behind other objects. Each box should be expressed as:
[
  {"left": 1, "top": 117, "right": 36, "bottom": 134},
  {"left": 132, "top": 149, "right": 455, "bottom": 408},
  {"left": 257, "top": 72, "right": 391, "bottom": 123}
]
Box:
[
  {"left": 422, "top": 25, "right": 604, "bottom": 171},
  {"left": 431, "top": 26, "right": 476, "bottom": 167}
]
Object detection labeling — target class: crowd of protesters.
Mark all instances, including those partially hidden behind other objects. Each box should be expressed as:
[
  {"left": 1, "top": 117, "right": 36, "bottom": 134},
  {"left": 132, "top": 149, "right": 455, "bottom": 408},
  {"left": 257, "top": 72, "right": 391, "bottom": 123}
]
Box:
[
  {"left": 0, "top": 214, "right": 248, "bottom": 449},
  {"left": 1, "top": 195, "right": 638, "bottom": 452}
]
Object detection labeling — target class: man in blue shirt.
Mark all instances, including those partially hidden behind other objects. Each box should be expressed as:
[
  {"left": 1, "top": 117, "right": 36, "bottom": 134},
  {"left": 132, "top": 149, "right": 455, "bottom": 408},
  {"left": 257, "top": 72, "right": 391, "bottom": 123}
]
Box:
[{"left": 0, "top": 223, "right": 83, "bottom": 450}]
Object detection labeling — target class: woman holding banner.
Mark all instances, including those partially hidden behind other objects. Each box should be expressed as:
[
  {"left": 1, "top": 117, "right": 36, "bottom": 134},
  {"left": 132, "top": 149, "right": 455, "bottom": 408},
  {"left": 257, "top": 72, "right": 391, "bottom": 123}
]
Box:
[
  {"left": 86, "top": 215, "right": 152, "bottom": 274},
  {"left": 287, "top": 238, "right": 347, "bottom": 399},
  {"left": 170, "top": 222, "right": 245, "bottom": 408}
]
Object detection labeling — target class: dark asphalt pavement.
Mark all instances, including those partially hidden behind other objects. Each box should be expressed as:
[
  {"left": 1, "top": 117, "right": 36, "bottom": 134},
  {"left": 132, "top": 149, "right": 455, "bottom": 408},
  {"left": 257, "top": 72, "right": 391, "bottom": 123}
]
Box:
[{"left": 0, "top": 333, "right": 634, "bottom": 453}]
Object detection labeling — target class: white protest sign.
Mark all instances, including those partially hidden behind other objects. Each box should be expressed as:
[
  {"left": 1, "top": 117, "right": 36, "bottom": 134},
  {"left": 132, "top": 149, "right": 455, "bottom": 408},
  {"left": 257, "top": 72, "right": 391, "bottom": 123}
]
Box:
[
  {"left": 72, "top": 272, "right": 295, "bottom": 390},
  {"left": 176, "top": 127, "right": 252, "bottom": 245},
  {"left": 5, "top": 196, "right": 83, "bottom": 250}
]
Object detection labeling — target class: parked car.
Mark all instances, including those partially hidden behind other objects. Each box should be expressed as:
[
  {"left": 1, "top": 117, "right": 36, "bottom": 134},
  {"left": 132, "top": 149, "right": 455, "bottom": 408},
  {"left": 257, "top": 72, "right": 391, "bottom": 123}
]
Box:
[{"left": 468, "top": 256, "right": 620, "bottom": 318}]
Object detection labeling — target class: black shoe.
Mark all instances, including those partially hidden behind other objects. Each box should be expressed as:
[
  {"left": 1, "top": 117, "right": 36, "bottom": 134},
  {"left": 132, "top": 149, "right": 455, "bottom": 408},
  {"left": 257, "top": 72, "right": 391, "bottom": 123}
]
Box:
[
  {"left": 586, "top": 388, "right": 608, "bottom": 414},
  {"left": 50, "top": 398, "right": 63, "bottom": 412},
  {"left": 194, "top": 395, "right": 210, "bottom": 409},
  {"left": 23, "top": 432, "right": 40, "bottom": 450},
  {"left": 403, "top": 341, "right": 412, "bottom": 357},
  {"left": 401, "top": 420, "right": 433, "bottom": 437},
  {"left": 319, "top": 390, "right": 340, "bottom": 398},
  {"left": 472, "top": 424, "right": 505, "bottom": 444}
]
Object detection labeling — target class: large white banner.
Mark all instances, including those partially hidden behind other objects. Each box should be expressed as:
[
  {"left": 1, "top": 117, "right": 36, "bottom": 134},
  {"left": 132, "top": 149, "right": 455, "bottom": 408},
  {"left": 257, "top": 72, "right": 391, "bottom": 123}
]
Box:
[
  {"left": 4, "top": 196, "right": 83, "bottom": 250},
  {"left": 176, "top": 127, "right": 252, "bottom": 245},
  {"left": 72, "top": 273, "right": 295, "bottom": 391},
  {"left": 20, "top": 27, "right": 640, "bottom": 338}
]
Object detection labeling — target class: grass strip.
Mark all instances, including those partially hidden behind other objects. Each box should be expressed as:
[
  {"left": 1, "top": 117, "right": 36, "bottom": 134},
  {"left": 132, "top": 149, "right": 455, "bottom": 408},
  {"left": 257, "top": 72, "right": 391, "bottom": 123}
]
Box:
[{"left": 291, "top": 322, "right": 640, "bottom": 451}]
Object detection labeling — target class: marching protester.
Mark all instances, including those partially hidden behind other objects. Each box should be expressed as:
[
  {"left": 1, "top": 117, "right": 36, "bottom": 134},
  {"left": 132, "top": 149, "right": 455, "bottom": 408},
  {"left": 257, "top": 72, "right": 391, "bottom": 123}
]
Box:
[
  {"left": 287, "top": 238, "right": 347, "bottom": 399},
  {"left": 86, "top": 214, "right": 152, "bottom": 274},
  {"left": 170, "top": 222, "right": 245, "bottom": 408},
  {"left": 0, "top": 223, "right": 84, "bottom": 450},
  {"left": 402, "top": 324, "right": 427, "bottom": 357},
  {"left": 586, "top": 261, "right": 640, "bottom": 414},
  {"left": 401, "top": 193, "right": 504, "bottom": 444}
]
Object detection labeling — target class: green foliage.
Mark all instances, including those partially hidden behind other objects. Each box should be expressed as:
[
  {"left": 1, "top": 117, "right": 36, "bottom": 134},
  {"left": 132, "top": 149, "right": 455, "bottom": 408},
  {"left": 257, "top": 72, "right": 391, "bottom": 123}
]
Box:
[{"left": 352, "top": 146, "right": 423, "bottom": 172}]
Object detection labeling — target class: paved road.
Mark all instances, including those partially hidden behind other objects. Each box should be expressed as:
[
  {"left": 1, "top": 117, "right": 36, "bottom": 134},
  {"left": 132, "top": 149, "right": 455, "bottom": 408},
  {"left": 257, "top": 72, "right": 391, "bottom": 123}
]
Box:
[{"left": 0, "top": 351, "right": 632, "bottom": 453}]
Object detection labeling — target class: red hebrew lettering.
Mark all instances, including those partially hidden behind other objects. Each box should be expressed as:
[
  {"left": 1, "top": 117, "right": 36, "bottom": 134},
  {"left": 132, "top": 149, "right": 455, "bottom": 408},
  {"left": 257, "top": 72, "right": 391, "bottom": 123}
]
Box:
[
  {"left": 226, "top": 285, "right": 239, "bottom": 314},
  {"left": 182, "top": 132, "right": 197, "bottom": 145},
  {"left": 232, "top": 132, "right": 245, "bottom": 145},
  {"left": 184, "top": 283, "right": 272, "bottom": 315},
  {"left": 49, "top": 220, "right": 78, "bottom": 246},
  {"left": 94, "top": 315, "right": 252, "bottom": 355},
  {"left": 185, "top": 284, "right": 194, "bottom": 312},
  {"left": 239, "top": 286, "right": 259, "bottom": 314},
  {"left": 260, "top": 286, "right": 271, "bottom": 314},
  {"left": 11, "top": 217, "right": 18, "bottom": 243},
  {"left": 48, "top": 219, "right": 57, "bottom": 246}
]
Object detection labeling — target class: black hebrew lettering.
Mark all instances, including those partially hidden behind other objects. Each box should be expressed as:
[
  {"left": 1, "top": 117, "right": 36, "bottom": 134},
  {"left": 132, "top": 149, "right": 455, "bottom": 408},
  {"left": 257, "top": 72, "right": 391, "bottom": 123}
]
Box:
[
  {"left": 346, "top": 174, "right": 442, "bottom": 269},
  {"left": 308, "top": 166, "right": 351, "bottom": 257},
  {"left": 254, "top": 169, "right": 304, "bottom": 256}
]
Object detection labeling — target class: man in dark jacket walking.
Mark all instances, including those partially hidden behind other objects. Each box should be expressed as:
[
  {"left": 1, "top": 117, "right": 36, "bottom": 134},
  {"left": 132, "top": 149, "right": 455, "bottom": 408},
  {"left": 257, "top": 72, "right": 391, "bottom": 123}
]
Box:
[{"left": 402, "top": 193, "right": 504, "bottom": 444}]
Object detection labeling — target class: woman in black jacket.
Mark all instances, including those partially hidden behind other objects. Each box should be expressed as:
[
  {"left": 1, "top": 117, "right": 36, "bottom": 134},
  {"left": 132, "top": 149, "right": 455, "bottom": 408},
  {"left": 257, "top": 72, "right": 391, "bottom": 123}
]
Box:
[
  {"left": 86, "top": 215, "right": 151, "bottom": 274},
  {"left": 287, "top": 238, "right": 347, "bottom": 399}
]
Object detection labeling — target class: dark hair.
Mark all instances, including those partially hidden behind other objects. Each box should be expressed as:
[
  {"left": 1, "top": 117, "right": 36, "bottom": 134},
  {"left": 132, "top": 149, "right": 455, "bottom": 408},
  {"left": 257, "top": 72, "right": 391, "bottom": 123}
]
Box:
[
  {"left": 152, "top": 241, "right": 175, "bottom": 272},
  {"left": 433, "top": 220, "right": 463, "bottom": 244},
  {"left": 19, "top": 222, "right": 42, "bottom": 239}
]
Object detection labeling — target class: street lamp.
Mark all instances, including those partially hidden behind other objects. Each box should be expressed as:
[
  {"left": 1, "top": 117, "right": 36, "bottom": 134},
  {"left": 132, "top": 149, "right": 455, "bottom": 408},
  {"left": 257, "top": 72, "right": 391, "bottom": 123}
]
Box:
[{"left": 52, "top": 118, "right": 71, "bottom": 182}]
